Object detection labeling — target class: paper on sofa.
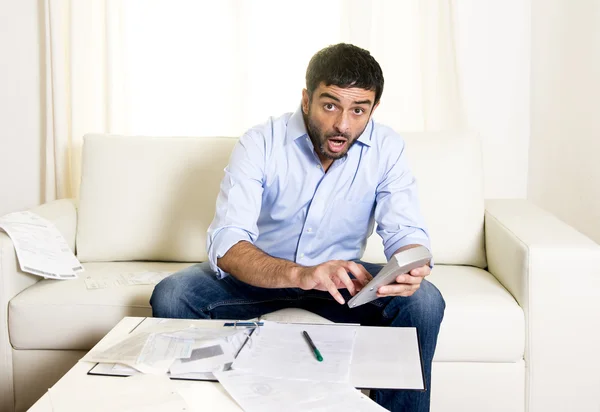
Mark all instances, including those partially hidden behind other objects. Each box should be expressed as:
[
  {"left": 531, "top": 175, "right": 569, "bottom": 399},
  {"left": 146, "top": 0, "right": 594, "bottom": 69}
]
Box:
[{"left": 0, "top": 210, "right": 83, "bottom": 279}]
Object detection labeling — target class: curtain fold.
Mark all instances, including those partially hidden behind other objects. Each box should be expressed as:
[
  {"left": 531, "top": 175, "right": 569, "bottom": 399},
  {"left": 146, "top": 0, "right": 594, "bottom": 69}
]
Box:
[
  {"left": 43, "top": 0, "right": 126, "bottom": 201},
  {"left": 43, "top": 0, "right": 463, "bottom": 201}
]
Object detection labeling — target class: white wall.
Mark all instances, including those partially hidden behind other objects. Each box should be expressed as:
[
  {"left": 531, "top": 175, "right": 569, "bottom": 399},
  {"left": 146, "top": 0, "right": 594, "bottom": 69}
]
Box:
[
  {"left": 8, "top": 1, "right": 592, "bottom": 225},
  {"left": 529, "top": 0, "right": 600, "bottom": 243},
  {"left": 0, "top": 0, "right": 43, "bottom": 216},
  {"left": 455, "top": 0, "right": 531, "bottom": 199}
]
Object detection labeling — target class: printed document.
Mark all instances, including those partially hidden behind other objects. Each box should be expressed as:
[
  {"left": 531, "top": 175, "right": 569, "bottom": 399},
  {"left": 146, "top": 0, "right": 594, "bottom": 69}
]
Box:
[
  {"left": 0, "top": 211, "right": 82, "bottom": 279},
  {"left": 214, "top": 369, "right": 387, "bottom": 412},
  {"left": 83, "top": 323, "right": 249, "bottom": 375},
  {"left": 90, "top": 360, "right": 223, "bottom": 381},
  {"left": 232, "top": 321, "right": 357, "bottom": 383},
  {"left": 84, "top": 271, "right": 172, "bottom": 290},
  {"left": 82, "top": 330, "right": 165, "bottom": 374},
  {"left": 166, "top": 327, "right": 248, "bottom": 376}
]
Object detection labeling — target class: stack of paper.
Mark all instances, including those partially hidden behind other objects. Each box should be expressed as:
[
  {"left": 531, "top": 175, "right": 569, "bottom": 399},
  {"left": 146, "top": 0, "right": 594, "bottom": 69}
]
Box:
[
  {"left": 0, "top": 211, "right": 83, "bottom": 279},
  {"left": 82, "top": 322, "right": 249, "bottom": 376},
  {"left": 232, "top": 322, "right": 356, "bottom": 382},
  {"left": 214, "top": 370, "right": 387, "bottom": 412},
  {"left": 78, "top": 319, "right": 400, "bottom": 411},
  {"left": 218, "top": 321, "right": 386, "bottom": 411}
]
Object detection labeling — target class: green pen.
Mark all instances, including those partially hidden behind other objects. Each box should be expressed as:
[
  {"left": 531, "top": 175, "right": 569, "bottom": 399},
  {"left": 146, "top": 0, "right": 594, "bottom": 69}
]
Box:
[{"left": 302, "top": 330, "right": 323, "bottom": 362}]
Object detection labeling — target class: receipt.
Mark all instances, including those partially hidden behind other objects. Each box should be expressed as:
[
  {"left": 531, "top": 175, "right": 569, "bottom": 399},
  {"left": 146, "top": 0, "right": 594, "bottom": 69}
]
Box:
[{"left": 0, "top": 211, "right": 83, "bottom": 279}]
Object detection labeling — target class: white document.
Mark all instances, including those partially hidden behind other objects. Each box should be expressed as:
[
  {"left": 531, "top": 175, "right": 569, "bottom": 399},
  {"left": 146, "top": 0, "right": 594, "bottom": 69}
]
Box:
[
  {"left": 137, "top": 333, "right": 194, "bottom": 373},
  {"left": 90, "top": 361, "right": 223, "bottom": 381},
  {"left": 232, "top": 321, "right": 357, "bottom": 383},
  {"left": 48, "top": 373, "right": 188, "bottom": 412},
  {"left": 82, "top": 331, "right": 159, "bottom": 373},
  {"left": 83, "top": 324, "right": 249, "bottom": 375},
  {"left": 84, "top": 271, "right": 172, "bottom": 290},
  {"left": 84, "top": 275, "right": 126, "bottom": 290},
  {"left": 0, "top": 211, "right": 83, "bottom": 279},
  {"left": 84, "top": 331, "right": 194, "bottom": 374},
  {"left": 167, "top": 327, "right": 248, "bottom": 376},
  {"left": 122, "top": 271, "right": 172, "bottom": 285},
  {"left": 350, "top": 326, "right": 425, "bottom": 390},
  {"left": 214, "top": 369, "right": 387, "bottom": 412},
  {"left": 169, "top": 340, "right": 233, "bottom": 376}
]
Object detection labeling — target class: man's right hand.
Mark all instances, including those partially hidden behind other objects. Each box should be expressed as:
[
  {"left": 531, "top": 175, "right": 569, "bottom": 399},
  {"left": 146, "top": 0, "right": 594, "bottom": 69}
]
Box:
[{"left": 294, "top": 260, "right": 373, "bottom": 305}]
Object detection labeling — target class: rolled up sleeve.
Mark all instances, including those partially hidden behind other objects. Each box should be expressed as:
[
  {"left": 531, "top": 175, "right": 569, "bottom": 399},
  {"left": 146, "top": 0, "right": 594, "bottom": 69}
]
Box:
[
  {"left": 207, "top": 130, "right": 266, "bottom": 278},
  {"left": 374, "top": 136, "right": 432, "bottom": 264}
]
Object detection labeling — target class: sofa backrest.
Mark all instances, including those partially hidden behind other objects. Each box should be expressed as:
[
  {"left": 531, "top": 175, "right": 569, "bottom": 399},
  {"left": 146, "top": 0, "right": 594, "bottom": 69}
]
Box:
[{"left": 76, "top": 132, "right": 486, "bottom": 268}]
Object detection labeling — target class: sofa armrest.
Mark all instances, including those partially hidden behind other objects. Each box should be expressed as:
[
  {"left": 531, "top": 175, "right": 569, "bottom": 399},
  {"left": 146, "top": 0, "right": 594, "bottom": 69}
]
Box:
[
  {"left": 0, "top": 199, "right": 77, "bottom": 412},
  {"left": 485, "top": 199, "right": 600, "bottom": 412}
]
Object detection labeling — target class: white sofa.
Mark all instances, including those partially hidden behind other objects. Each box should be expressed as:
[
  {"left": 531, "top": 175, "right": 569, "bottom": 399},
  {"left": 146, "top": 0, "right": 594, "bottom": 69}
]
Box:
[{"left": 1, "top": 132, "right": 600, "bottom": 412}]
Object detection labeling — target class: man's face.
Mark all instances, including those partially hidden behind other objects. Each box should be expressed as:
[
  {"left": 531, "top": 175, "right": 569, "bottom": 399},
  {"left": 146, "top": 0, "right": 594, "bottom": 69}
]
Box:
[{"left": 302, "top": 83, "right": 378, "bottom": 162}]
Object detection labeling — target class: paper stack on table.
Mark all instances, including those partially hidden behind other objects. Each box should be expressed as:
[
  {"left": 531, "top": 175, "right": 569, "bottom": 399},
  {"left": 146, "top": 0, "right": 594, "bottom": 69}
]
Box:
[
  {"left": 218, "top": 321, "right": 386, "bottom": 411},
  {"left": 80, "top": 319, "right": 391, "bottom": 411},
  {"left": 214, "top": 369, "right": 387, "bottom": 412},
  {"left": 82, "top": 321, "right": 250, "bottom": 376},
  {"left": 0, "top": 211, "right": 83, "bottom": 279},
  {"left": 232, "top": 321, "right": 356, "bottom": 383}
]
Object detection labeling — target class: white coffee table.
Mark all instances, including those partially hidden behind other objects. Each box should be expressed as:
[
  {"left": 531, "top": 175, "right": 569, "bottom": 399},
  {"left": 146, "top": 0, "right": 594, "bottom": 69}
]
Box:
[
  {"left": 28, "top": 316, "right": 243, "bottom": 411},
  {"left": 29, "top": 315, "right": 421, "bottom": 411}
]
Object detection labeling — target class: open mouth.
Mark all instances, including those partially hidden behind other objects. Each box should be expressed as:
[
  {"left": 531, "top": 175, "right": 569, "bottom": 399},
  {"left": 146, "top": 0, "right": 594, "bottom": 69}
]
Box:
[{"left": 327, "top": 137, "right": 348, "bottom": 153}]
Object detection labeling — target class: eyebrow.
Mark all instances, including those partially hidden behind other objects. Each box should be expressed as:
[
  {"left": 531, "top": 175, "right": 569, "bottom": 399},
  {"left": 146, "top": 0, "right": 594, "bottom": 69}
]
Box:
[{"left": 319, "top": 92, "right": 372, "bottom": 106}]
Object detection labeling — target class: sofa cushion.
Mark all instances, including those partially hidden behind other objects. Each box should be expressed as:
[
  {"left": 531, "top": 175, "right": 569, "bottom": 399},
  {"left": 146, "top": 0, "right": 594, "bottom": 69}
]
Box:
[
  {"left": 9, "top": 263, "right": 523, "bottom": 362},
  {"left": 9, "top": 262, "right": 189, "bottom": 350},
  {"left": 363, "top": 132, "right": 486, "bottom": 268},
  {"left": 76, "top": 132, "right": 485, "bottom": 267},
  {"left": 76, "top": 135, "right": 238, "bottom": 263}
]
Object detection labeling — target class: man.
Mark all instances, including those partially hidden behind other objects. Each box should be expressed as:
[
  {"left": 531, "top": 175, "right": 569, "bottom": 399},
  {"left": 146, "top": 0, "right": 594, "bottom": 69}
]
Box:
[{"left": 151, "top": 43, "right": 445, "bottom": 412}]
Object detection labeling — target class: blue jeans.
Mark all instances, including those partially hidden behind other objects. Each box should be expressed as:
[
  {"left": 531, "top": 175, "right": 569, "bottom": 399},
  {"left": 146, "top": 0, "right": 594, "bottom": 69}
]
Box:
[{"left": 150, "top": 261, "right": 445, "bottom": 412}]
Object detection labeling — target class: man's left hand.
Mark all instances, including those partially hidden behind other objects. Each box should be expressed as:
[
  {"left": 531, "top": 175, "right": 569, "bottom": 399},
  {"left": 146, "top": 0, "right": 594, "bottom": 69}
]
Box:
[{"left": 376, "top": 265, "right": 431, "bottom": 298}]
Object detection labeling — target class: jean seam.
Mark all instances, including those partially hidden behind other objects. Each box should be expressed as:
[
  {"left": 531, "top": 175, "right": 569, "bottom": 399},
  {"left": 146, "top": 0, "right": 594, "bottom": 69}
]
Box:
[
  {"left": 202, "top": 297, "right": 298, "bottom": 312},
  {"left": 298, "top": 294, "right": 386, "bottom": 309},
  {"left": 369, "top": 300, "right": 385, "bottom": 309}
]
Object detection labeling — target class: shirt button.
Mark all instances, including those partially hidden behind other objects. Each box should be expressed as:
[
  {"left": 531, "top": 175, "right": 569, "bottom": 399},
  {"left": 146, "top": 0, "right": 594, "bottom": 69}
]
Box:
[
  {"left": 307, "top": 228, "right": 312, "bottom": 233},
  {"left": 299, "top": 253, "right": 305, "bottom": 258},
  {"left": 316, "top": 164, "right": 321, "bottom": 169}
]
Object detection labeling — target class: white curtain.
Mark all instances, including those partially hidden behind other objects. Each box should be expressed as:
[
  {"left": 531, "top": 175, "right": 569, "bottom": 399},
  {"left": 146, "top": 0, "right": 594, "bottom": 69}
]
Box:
[
  {"left": 44, "top": 0, "right": 126, "bottom": 200},
  {"left": 43, "top": 0, "right": 463, "bottom": 200}
]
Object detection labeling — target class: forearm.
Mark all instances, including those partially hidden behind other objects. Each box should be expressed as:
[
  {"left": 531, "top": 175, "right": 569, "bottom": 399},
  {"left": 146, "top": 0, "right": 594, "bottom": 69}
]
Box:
[{"left": 217, "top": 241, "right": 302, "bottom": 288}]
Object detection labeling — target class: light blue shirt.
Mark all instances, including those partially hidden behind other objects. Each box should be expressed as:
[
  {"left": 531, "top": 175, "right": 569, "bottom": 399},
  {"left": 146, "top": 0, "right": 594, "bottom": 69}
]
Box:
[{"left": 207, "top": 107, "right": 430, "bottom": 278}]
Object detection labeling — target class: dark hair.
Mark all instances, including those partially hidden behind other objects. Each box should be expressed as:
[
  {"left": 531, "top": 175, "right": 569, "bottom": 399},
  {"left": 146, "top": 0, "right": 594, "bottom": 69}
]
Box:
[{"left": 305, "top": 43, "right": 384, "bottom": 104}]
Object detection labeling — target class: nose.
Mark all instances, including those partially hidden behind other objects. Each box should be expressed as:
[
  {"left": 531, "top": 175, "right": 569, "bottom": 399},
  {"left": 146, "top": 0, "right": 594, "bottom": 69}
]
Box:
[{"left": 333, "top": 111, "right": 350, "bottom": 134}]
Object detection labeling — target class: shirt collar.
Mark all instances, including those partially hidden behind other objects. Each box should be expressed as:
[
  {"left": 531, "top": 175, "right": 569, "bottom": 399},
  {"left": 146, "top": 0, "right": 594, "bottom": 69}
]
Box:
[
  {"left": 286, "top": 106, "right": 309, "bottom": 142},
  {"left": 286, "top": 105, "right": 373, "bottom": 147}
]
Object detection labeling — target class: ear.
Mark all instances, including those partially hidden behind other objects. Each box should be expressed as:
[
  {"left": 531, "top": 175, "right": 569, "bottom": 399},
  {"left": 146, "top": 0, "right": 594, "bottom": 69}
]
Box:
[
  {"left": 302, "top": 89, "right": 310, "bottom": 115},
  {"left": 369, "top": 101, "right": 380, "bottom": 118}
]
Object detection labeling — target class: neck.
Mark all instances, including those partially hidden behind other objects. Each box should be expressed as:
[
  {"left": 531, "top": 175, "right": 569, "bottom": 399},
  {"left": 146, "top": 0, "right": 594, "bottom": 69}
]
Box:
[{"left": 319, "top": 156, "right": 334, "bottom": 172}]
